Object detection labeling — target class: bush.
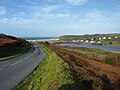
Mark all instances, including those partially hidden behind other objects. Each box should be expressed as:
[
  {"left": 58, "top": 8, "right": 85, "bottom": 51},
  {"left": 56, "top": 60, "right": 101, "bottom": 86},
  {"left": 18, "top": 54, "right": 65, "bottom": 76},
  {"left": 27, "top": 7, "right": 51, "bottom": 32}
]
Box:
[
  {"left": 105, "top": 58, "right": 113, "bottom": 65},
  {"left": 109, "top": 42, "right": 112, "bottom": 44},
  {"left": 69, "top": 55, "right": 76, "bottom": 61}
]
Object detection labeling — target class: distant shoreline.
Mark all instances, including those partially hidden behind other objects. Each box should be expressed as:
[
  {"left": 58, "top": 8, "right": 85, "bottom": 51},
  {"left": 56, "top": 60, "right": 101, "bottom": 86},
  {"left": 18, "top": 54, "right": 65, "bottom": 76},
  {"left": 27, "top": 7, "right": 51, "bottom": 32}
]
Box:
[{"left": 21, "top": 37, "right": 55, "bottom": 41}]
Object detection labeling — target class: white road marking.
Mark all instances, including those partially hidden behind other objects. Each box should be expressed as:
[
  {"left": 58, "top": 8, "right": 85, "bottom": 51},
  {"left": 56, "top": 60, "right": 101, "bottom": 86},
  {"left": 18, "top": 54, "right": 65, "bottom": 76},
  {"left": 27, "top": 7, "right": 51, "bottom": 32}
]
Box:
[
  {"left": 11, "top": 60, "right": 23, "bottom": 66},
  {"left": 25, "top": 57, "right": 30, "bottom": 60},
  {"left": 0, "top": 68, "right": 3, "bottom": 71},
  {"left": 10, "top": 47, "right": 38, "bottom": 66}
]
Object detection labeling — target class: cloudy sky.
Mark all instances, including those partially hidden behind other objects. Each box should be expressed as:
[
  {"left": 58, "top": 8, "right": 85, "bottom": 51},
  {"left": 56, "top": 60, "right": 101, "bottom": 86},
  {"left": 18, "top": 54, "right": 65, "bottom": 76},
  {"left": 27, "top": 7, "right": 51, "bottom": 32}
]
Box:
[{"left": 0, "top": 0, "right": 120, "bottom": 37}]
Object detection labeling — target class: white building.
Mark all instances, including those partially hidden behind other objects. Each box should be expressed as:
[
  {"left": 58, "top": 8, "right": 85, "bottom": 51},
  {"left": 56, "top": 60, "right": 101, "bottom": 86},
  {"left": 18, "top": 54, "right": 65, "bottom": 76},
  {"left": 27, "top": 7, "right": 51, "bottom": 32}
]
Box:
[
  {"left": 103, "top": 37, "right": 106, "bottom": 39},
  {"left": 90, "top": 41, "right": 95, "bottom": 43},
  {"left": 72, "top": 40, "right": 76, "bottom": 42},
  {"left": 91, "top": 38, "right": 94, "bottom": 40},
  {"left": 108, "top": 37, "right": 111, "bottom": 39},
  {"left": 99, "top": 38, "right": 102, "bottom": 40},
  {"left": 115, "top": 36, "right": 118, "bottom": 39},
  {"left": 81, "top": 40, "right": 83, "bottom": 42},
  {"left": 97, "top": 41, "right": 101, "bottom": 43},
  {"left": 85, "top": 40, "right": 89, "bottom": 43}
]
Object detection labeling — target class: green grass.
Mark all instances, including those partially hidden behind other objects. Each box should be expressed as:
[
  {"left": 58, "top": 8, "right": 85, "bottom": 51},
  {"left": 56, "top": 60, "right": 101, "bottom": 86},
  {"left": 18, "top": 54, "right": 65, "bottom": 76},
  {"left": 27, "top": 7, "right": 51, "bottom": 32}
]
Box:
[
  {"left": 63, "top": 47, "right": 108, "bottom": 60},
  {"left": 105, "top": 58, "right": 114, "bottom": 65},
  {"left": 100, "top": 40, "right": 120, "bottom": 46},
  {"left": 0, "top": 54, "right": 22, "bottom": 61},
  {"left": 15, "top": 45, "right": 73, "bottom": 90},
  {"left": 0, "top": 46, "right": 30, "bottom": 61}
]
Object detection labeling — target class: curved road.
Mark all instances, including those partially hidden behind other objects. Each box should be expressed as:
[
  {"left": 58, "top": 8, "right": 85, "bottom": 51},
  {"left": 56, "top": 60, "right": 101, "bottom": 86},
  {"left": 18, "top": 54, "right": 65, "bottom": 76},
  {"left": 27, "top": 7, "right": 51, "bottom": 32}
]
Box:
[{"left": 0, "top": 44, "right": 45, "bottom": 90}]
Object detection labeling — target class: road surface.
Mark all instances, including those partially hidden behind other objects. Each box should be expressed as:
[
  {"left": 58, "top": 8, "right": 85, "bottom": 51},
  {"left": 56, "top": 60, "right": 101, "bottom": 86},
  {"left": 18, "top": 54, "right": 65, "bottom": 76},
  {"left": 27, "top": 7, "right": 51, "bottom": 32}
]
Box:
[{"left": 0, "top": 44, "right": 45, "bottom": 90}]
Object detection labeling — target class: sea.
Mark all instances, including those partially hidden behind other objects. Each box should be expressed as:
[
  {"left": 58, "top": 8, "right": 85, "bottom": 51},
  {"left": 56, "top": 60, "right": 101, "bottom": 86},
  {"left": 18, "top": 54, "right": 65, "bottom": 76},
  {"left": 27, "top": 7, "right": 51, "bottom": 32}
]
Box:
[{"left": 21, "top": 37, "right": 55, "bottom": 42}]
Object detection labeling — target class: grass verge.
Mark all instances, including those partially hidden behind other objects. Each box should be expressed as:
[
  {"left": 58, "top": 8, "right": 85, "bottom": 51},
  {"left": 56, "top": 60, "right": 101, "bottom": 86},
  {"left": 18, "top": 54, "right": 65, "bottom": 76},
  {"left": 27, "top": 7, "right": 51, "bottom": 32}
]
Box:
[
  {"left": 0, "top": 46, "right": 31, "bottom": 61},
  {"left": 15, "top": 44, "right": 73, "bottom": 90}
]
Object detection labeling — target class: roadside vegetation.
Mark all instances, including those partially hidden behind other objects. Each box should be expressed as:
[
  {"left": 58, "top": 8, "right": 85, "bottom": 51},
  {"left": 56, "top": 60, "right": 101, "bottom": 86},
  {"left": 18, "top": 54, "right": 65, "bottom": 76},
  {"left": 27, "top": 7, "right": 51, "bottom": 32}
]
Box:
[
  {"left": 0, "top": 34, "right": 30, "bottom": 61},
  {"left": 15, "top": 44, "right": 73, "bottom": 90},
  {"left": 43, "top": 43, "right": 120, "bottom": 90},
  {"left": 0, "top": 46, "right": 30, "bottom": 61},
  {"left": 62, "top": 46, "right": 120, "bottom": 66}
]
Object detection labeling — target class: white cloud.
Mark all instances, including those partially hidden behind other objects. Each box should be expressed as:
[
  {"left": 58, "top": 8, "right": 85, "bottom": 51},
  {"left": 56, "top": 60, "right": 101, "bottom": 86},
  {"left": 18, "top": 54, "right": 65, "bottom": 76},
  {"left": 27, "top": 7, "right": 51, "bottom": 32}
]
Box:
[
  {"left": 77, "top": 9, "right": 120, "bottom": 34},
  {"left": 117, "top": 4, "right": 120, "bottom": 8},
  {"left": 30, "top": 5, "right": 72, "bottom": 20},
  {"left": 80, "top": 9, "right": 108, "bottom": 23},
  {"left": 65, "top": 0, "right": 89, "bottom": 5},
  {"left": 86, "top": 9, "right": 104, "bottom": 18},
  {"left": 0, "top": 6, "right": 7, "bottom": 16},
  {"left": 18, "top": 12, "right": 26, "bottom": 17},
  {"left": 27, "top": 0, "right": 37, "bottom": 5},
  {"left": 31, "top": 5, "right": 58, "bottom": 14},
  {"left": 0, "top": 4, "right": 72, "bottom": 25}
]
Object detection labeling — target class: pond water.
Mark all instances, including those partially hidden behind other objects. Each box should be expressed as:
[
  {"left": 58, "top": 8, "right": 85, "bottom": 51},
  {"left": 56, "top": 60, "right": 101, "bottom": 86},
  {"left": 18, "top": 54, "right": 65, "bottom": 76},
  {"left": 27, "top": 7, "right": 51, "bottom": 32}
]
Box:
[{"left": 63, "top": 43, "right": 120, "bottom": 52}]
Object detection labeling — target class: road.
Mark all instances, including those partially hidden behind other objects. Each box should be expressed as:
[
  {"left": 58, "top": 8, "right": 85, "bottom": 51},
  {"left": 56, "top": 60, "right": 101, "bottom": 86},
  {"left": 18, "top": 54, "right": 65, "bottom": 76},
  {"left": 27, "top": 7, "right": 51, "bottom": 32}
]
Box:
[{"left": 0, "top": 44, "right": 45, "bottom": 90}]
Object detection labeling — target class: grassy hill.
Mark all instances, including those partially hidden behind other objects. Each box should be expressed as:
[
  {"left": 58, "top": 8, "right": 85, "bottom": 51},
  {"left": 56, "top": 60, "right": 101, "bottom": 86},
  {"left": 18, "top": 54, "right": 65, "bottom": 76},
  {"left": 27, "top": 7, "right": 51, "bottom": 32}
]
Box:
[
  {"left": 56, "top": 34, "right": 120, "bottom": 46},
  {"left": 0, "top": 34, "right": 30, "bottom": 60}
]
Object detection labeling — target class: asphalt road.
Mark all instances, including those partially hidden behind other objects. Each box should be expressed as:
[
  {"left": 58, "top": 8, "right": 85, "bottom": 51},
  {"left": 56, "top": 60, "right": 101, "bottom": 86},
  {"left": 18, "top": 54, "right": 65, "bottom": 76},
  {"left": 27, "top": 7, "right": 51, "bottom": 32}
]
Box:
[{"left": 0, "top": 44, "right": 45, "bottom": 90}]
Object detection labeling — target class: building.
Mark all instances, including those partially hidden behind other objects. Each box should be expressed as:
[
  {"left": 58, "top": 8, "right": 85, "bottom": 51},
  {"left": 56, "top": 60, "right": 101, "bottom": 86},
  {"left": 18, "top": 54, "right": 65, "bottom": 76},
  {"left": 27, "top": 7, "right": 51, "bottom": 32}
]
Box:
[
  {"left": 108, "top": 37, "right": 112, "bottom": 39},
  {"left": 85, "top": 40, "right": 89, "bottom": 43},
  {"left": 72, "top": 40, "right": 77, "bottom": 42},
  {"left": 115, "top": 36, "right": 118, "bottom": 39},
  {"left": 97, "top": 41, "right": 101, "bottom": 43},
  {"left": 103, "top": 37, "right": 106, "bottom": 39},
  {"left": 81, "top": 40, "right": 83, "bottom": 42},
  {"left": 90, "top": 41, "right": 95, "bottom": 43},
  {"left": 99, "top": 38, "right": 102, "bottom": 40}
]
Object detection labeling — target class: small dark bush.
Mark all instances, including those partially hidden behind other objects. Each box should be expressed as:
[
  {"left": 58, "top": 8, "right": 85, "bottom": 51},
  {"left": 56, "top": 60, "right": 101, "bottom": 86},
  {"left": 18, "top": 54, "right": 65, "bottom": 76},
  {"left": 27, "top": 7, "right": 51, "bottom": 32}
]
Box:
[
  {"left": 109, "top": 42, "right": 112, "bottom": 44},
  {"left": 105, "top": 58, "right": 113, "bottom": 65}
]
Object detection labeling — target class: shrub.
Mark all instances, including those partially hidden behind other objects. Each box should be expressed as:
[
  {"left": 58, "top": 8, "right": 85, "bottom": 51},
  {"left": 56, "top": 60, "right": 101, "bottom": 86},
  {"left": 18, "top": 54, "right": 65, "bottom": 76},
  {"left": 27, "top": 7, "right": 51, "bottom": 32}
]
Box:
[
  {"left": 109, "top": 42, "right": 112, "bottom": 44},
  {"left": 105, "top": 58, "right": 113, "bottom": 65}
]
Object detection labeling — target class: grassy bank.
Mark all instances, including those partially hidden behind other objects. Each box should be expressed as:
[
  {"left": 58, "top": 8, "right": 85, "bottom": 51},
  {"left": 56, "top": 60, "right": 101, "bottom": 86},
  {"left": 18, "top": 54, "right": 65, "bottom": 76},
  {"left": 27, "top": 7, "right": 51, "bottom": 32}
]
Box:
[
  {"left": 0, "top": 46, "right": 31, "bottom": 61},
  {"left": 45, "top": 44, "right": 120, "bottom": 89},
  {"left": 15, "top": 45, "right": 73, "bottom": 90}
]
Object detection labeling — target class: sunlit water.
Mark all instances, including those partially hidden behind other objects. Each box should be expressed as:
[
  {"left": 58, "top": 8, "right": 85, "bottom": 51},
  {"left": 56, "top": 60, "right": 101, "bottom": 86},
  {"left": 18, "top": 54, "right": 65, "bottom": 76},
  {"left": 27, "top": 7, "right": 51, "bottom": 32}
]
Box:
[{"left": 63, "top": 43, "right": 120, "bottom": 52}]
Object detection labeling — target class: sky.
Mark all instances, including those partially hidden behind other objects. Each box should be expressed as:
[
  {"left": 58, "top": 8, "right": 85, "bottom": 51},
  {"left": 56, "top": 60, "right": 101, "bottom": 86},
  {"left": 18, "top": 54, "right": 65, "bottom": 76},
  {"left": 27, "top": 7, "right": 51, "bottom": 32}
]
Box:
[{"left": 0, "top": 0, "right": 120, "bottom": 37}]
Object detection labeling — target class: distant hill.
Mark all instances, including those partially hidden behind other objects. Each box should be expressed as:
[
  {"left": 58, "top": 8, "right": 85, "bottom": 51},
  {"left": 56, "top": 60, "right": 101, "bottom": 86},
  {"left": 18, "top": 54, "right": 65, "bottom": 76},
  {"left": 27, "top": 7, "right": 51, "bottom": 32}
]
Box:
[
  {"left": 58, "top": 34, "right": 120, "bottom": 40},
  {"left": 0, "top": 34, "right": 30, "bottom": 58},
  {"left": 0, "top": 34, "right": 29, "bottom": 47},
  {"left": 57, "top": 34, "right": 120, "bottom": 46}
]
